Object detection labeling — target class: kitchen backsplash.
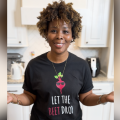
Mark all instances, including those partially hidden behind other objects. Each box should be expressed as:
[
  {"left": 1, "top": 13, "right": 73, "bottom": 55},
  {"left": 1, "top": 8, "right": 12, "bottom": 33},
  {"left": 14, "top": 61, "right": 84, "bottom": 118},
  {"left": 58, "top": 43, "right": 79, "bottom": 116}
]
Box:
[{"left": 7, "top": 25, "right": 102, "bottom": 69}]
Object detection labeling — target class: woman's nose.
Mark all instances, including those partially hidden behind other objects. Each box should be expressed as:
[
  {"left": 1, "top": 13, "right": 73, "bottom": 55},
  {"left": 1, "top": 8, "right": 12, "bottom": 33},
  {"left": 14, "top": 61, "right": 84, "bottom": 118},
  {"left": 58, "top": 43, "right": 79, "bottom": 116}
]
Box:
[{"left": 56, "top": 31, "right": 63, "bottom": 40}]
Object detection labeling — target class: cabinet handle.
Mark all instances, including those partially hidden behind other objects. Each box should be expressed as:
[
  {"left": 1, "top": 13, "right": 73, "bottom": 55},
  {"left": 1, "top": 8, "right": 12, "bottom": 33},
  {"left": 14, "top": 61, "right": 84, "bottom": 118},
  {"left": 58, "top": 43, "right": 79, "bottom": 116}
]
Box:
[
  {"left": 19, "top": 41, "right": 21, "bottom": 43},
  {"left": 86, "top": 42, "right": 88, "bottom": 44},
  {"left": 7, "top": 90, "right": 18, "bottom": 92},
  {"left": 93, "top": 89, "right": 102, "bottom": 91}
]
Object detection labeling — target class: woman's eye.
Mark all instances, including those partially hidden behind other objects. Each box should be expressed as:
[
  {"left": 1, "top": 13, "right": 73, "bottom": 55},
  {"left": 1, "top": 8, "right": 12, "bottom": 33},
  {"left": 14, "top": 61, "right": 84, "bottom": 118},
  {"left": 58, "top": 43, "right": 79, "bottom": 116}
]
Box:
[
  {"left": 63, "top": 30, "right": 69, "bottom": 34},
  {"left": 51, "top": 30, "right": 56, "bottom": 33}
]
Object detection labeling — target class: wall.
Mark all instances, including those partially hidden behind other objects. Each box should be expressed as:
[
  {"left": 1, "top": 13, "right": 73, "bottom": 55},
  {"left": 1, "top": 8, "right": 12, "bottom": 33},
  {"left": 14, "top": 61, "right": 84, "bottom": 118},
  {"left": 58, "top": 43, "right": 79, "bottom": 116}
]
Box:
[
  {"left": 7, "top": 25, "right": 102, "bottom": 69},
  {"left": 99, "top": 0, "right": 114, "bottom": 77},
  {"left": 22, "top": 0, "right": 87, "bottom": 9}
]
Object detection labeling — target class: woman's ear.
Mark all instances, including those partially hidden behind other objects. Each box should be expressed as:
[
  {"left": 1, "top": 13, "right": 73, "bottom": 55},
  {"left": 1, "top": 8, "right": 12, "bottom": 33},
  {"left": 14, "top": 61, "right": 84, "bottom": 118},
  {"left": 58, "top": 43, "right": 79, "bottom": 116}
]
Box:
[{"left": 71, "top": 38, "right": 74, "bottom": 43}]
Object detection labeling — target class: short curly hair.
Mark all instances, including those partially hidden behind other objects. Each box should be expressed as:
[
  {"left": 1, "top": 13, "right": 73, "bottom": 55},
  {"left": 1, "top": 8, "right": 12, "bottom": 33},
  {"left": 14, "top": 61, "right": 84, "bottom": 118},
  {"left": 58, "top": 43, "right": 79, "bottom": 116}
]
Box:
[{"left": 37, "top": 0, "right": 82, "bottom": 42}]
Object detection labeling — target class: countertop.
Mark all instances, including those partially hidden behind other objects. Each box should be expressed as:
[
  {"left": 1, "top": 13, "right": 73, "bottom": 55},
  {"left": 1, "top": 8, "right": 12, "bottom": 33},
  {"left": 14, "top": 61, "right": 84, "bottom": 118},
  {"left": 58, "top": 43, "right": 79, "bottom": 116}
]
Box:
[
  {"left": 7, "top": 73, "right": 114, "bottom": 84},
  {"left": 7, "top": 75, "right": 24, "bottom": 84},
  {"left": 92, "top": 73, "right": 114, "bottom": 82}
]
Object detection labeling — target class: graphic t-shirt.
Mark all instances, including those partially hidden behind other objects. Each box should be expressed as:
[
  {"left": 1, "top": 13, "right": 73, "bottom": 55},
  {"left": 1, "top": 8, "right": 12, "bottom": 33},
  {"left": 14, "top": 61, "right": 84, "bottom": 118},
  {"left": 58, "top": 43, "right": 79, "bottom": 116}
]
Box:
[{"left": 22, "top": 52, "right": 94, "bottom": 120}]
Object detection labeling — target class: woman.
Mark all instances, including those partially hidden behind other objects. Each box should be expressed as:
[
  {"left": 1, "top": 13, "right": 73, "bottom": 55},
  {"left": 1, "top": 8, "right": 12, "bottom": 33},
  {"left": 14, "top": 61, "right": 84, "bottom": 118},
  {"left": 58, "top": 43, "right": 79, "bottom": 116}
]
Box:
[{"left": 7, "top": 1, "right": 114, "bottom": 120}]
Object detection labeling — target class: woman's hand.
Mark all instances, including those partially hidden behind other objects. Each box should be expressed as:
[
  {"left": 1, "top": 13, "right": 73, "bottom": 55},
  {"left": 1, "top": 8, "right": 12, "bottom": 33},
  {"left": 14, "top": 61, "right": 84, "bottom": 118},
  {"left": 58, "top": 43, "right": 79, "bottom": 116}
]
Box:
[
  {"left": 7, "top": 92, "right": 13, "bottom": 104},
  {"left": 105, "top": 91, "right": 114, "bottom": 102}
]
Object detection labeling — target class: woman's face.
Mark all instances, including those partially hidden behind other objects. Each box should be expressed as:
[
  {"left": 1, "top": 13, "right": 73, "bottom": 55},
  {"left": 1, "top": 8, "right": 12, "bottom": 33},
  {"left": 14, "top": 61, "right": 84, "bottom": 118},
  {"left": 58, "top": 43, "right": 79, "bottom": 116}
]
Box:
[{"left": 47, "top": 19, "right": 73, "bottom": 55}]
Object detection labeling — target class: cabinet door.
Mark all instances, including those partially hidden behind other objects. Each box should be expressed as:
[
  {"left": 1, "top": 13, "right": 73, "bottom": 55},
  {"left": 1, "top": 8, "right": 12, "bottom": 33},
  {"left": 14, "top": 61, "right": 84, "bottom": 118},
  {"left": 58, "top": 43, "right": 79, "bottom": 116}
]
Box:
[
  {"left": 86, "top": 0, "right": 104, "bottom": 45},
  {"left": 7, "top": 0, "right": 28, "bottom": 47},
  {"left": 7, "top": 85, "right": 23, "bottom": 120},
  {"left": 7, "top": 0, "right": 20, "bottom": 45},
  {"left": 7, "top": 85, "right": 30, "bottom": 120},
  {"left": 85, "top": 0, "right": 110, "bottom": 47},
  {"left": 82, "top": 100, "right": 111, "bottom": 120},
  {"left": 109, "top": 103, "right": 114, "bottom": 120},
  {"left": 82, "top": 83, "right": 114, "bottom": 120},
  {"left": 76, "top": 0, "right": 111, "bottom": 47},
  {"left": 23, "top": 106, "right": 30, "bottom": 120}
]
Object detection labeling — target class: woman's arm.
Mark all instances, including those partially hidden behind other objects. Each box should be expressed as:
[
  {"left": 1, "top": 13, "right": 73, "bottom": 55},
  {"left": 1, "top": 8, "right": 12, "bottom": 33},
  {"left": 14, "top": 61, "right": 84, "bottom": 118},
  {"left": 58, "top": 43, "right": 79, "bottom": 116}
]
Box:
[
  {"left": 79, "top": 90, "right": 114, "bottom": 106},
  {"left": 7, "top": 90, "right": 36, "bottom": 106}
]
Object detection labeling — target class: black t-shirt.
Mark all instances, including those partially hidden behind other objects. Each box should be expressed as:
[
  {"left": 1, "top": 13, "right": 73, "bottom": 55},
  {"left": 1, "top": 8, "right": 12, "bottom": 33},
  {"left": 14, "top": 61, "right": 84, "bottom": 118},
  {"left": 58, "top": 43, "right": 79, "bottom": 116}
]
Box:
[{"left": 22, "top": 52, "right": 94, "bottom": 120}]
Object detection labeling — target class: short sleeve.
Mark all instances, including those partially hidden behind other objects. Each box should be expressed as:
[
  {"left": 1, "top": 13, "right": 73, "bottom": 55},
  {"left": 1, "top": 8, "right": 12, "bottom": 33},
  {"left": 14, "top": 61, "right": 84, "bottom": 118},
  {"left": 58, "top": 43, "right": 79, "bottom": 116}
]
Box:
[
  {"left": 22, "top": 61, "right": 36, "bottom": 95},
  {"left": 79, "top": 61, "right": 94, "bottom": 94}
]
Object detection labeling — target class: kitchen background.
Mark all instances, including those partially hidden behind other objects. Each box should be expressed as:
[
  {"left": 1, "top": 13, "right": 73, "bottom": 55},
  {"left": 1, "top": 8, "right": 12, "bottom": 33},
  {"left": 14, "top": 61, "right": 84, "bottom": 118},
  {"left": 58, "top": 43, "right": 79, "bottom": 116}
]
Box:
[
  {"left": 7, "top": 25, "right": 102, "bottom": 68},
  {"left": 7, "top": 0, "right": 114, "bottom": 120},
  {"left": 7, "top": 0, "right": 114, "bottom": 78}
]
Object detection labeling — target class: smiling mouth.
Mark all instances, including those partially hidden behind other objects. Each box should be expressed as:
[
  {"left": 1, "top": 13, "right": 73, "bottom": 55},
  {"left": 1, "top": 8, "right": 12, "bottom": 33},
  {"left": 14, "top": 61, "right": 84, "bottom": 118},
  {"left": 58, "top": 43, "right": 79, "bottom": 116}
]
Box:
[{"left": 54, "top": 43, "right": 64, "bottom": 48}]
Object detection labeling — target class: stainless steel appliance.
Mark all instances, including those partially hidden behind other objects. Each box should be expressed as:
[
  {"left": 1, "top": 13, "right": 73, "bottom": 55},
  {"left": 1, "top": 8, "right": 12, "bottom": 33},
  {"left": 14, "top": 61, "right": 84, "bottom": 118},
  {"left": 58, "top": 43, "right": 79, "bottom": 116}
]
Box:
[
  {"left": 86, "top": 57, "right": 100, "bottom": 77},
  {"left": 7, "top": 53, "right": 23, "bottom": 75}
]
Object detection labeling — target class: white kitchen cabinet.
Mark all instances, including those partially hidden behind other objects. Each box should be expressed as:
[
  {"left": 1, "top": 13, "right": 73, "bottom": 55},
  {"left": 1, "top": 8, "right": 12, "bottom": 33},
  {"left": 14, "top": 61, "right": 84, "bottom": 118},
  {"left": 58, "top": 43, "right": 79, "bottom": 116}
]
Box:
[
  {"left": 21, "top": 0, "right": 111, "bottom": 48},
  {"left": 21, "top": 0, "right": 87, "bottom": 25},
  {"left": 76, "top": 0, "right": 111, "bottom": 47},
  {"left": 7, "top": 84, "right": 31, "bottom": 120},
  {"left": 7, "top": 0, "right": 28, "bottom": 47},
  {"left": 81, "top": 82, "right": 114, "bottom": 120}
]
